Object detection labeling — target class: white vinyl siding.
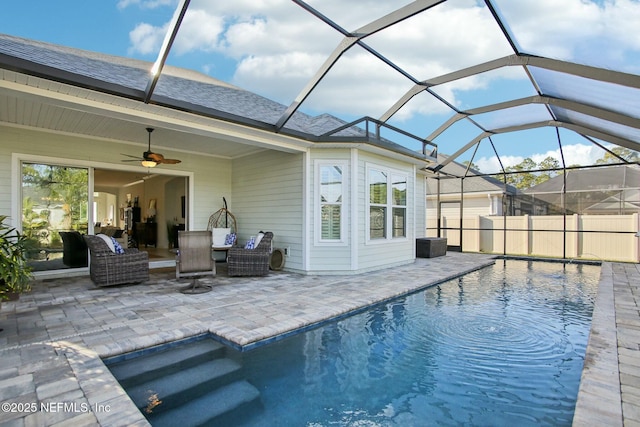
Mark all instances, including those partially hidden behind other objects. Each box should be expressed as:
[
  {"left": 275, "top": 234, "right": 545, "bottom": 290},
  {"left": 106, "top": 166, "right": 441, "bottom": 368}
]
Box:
[{"left": 232, "top": 150, "right": 304, "bottom": 272}]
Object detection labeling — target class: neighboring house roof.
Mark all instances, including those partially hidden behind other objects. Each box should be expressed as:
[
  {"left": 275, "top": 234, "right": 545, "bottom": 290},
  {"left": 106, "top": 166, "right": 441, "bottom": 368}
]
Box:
[
  {"left": 427, "top": 154, "right": 519, "bottom": 196},
  {"left": 0, "top": 33, "right": 430, "bottom": 162},
  {"left": 524, "top": 165, "right": 640, "bottom": 214},
  {"left": 524, "top": 165, "right": 640, "bottom": 193}
]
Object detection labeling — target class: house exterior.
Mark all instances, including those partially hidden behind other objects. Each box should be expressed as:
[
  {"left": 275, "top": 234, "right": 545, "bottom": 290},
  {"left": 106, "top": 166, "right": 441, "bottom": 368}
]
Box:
[{"left": 0, "top": 34, "right": 435, "bottom": 277}]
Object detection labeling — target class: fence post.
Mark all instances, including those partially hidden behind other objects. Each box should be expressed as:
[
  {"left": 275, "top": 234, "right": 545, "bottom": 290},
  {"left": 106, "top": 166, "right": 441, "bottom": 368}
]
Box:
[
  {"left": 572, "top": 214, "right": 580, "bottom": 259},
  {"left": 524, "top": 214, "right": 530, "bottom": 256},
  {"left": 634, "top": 213, "right": 639, "bottom": 263}
]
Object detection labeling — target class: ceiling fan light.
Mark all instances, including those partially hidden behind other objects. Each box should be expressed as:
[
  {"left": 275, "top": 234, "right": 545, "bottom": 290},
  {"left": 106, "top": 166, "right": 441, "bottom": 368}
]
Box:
[{"left": 141, "top": 160, "right": 157, "bottom": 168}]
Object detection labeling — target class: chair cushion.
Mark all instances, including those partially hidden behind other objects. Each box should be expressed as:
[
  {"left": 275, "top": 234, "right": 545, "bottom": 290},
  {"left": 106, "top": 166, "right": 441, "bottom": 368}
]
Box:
[
  {"left": 254, "top": 232, "right": 265, "bottom": 248},
  {"left": 225, "top": 232, "right": 236, "bottom": 246},
  {"left": 97, "top": 233, "right": 115, "bottom": 252},
  {"left": 212, "top": 228, "right": 231, "bottom": 247},
  {"left": 111, "top": 237, "right": 125, "bottom": 254}
]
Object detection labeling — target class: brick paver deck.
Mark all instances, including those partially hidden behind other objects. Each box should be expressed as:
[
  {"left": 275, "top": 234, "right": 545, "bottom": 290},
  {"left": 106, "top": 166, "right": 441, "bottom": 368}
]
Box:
[{"left": 0, "top": 252, "right": 636, "bottom": 426}]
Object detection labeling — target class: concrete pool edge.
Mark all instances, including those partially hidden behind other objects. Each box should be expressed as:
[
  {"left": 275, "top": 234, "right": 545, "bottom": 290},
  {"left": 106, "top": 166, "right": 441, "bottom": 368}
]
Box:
[{"left": 572, "top": 262, "right": 624, "bottom": 427}]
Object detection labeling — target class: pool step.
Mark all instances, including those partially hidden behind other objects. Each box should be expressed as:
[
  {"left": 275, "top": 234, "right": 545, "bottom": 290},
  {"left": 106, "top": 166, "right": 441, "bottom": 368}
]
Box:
[
  {"left": 127, "top": 357, "right": 243, "bottom": 413},
  {"left": 106, "top": 338, "right": 262, "bottom": 425},
  {"left": 108, "top": 339, "right": 226, "bottom": 388},
  {"left": 147, "top": 380, "right": 261, "bottom": 427}
]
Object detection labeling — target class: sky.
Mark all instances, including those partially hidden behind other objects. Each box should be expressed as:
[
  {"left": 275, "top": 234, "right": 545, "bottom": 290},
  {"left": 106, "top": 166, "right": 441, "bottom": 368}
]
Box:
[{"left": 2, "top": 0, "right": 639, "bottom": 173}]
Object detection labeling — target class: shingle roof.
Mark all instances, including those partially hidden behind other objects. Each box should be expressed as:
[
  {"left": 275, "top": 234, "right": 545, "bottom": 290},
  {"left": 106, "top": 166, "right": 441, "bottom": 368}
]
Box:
[
  {"left": 0, "top": 33, "right": 428, "bottom": 161},
  {"left": 524, "top": 165, "right": 640, "bottom": 193}
]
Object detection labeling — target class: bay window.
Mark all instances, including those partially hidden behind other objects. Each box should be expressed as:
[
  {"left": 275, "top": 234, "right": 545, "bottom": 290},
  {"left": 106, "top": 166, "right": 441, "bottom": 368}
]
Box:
[{"left": 368, "top": 166, "right": 407, "bottom": 240}]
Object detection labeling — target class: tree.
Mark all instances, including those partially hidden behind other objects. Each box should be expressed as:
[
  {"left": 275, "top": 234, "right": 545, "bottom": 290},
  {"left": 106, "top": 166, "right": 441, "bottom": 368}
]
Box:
[
  {"left": 595, "top": 147, "right": 640, "bottom": 164},
  {"left": 502, "top": 158, "right": 537, "bottom": 189},
  {"left": 461, "top": 160, "right": 481, "bottom": 173},
  {"left": 535, "top": 156, "right": 560, "bottom": 185},
  {"left": 496, "top": 156, "right": 561, "bottom": 190}
]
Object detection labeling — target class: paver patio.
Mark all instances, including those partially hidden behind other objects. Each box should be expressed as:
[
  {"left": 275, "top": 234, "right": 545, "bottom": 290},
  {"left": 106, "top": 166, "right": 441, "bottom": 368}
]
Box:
[{"left": 0, "top": 252, "right": 637, "bottom": 426}]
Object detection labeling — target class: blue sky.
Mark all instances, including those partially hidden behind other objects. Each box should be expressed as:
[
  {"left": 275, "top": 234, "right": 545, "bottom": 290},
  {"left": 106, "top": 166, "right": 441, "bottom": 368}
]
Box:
[{"left": 3, "top": 0, "right": 639, "bottom": 173}]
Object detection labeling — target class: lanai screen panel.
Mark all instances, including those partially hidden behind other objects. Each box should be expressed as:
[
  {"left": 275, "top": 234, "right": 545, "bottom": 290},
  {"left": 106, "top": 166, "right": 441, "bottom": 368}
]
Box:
[{"left": 472, "top": 104, "right": 552, "bottom": 131}]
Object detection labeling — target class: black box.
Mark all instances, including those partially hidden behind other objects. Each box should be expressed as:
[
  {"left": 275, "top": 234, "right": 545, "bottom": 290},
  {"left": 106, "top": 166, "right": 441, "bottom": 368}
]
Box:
[{"left": 416, "top": 237, "right": 447, "bottom": 258}]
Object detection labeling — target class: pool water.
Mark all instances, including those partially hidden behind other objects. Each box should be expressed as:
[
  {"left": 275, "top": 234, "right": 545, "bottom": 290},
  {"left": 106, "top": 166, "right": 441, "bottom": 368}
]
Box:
[{"left": 227, "top": 260, "right": 599, "bottom": 426}]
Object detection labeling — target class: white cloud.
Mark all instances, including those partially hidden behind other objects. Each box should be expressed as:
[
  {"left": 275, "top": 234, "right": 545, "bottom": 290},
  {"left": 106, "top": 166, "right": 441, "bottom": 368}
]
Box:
[
  {"left": 118, "top": 0, "right": 175, "bottom": 10},
  {"left": 125, "top": 0, "right": 640, "bottom": 119},
  {"left": 493, "top": 0, "right": 640, "bottom": 72},
  {"left": 474, "top": 143, "right": 610, "bottom": 172},
  {"left": 128, "top": 23, "right": 166, "bottom": 55}
]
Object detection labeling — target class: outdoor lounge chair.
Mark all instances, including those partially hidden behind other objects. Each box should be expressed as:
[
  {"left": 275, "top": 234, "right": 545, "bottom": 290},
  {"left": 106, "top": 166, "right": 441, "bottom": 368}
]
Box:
[
  {"left": 227, "top": 231, "right": 273, "bottom": 277},
  {"left": 176, "top": 230, "right": 215, "bottom": 294},
  {"left": 59, "top": 231, "right": 88, "bottom": 268},
  {"left": 83, "top": 234, "right": 149, "bottom": 286}
]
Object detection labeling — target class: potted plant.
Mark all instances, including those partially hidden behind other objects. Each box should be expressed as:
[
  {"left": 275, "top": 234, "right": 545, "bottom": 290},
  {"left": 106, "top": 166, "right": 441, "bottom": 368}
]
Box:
[{"left": 0, "top": 215, "right": 32, "bottom": 301}]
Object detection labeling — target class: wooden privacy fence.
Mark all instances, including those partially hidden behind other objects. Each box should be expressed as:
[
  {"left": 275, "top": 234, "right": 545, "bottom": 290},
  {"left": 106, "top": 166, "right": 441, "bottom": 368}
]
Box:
[{"left": 427, "top": 213, "right": 639, "bottom": 263}]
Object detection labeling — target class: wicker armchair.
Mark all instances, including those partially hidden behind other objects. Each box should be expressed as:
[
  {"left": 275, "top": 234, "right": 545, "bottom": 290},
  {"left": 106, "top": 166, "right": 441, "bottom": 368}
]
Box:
[
  {"left": 83, "top": 235, "right": 149, "bottom": 286},
  {"left": 227, "top": 232, "right": 273, "bottom": 277}
]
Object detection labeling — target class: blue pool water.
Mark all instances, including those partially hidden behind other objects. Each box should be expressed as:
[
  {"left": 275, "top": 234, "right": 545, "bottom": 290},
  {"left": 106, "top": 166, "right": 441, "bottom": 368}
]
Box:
[{"left": 228, "top": 260, "right": 599, "bottom": 426}]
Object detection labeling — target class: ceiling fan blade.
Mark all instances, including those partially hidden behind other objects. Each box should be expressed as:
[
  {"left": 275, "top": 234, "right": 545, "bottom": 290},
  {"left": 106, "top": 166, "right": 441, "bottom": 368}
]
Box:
[
  {"left": 121, "top": 159, "right": 142, "bottom": 163},
  {"left": 148, "top": 152, "right": 165, "bottom": 162},
  {"left": 121, "top": 153, "right": 142, "bottom": 159},
  {"left": 158, "top": 158, "right": 181, "bottom": 164}
]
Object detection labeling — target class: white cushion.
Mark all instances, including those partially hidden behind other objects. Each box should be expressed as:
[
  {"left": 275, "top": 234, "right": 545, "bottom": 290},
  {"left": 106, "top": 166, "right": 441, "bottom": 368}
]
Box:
[
  {"left": 254, "top": 232, "right": 265, "bottom": 248},
  {"left": 212, "top": 228, "right": 231, "bottom": 247},
  {"left": 96, "top": 233, "right": 115, "bottom": 253}
]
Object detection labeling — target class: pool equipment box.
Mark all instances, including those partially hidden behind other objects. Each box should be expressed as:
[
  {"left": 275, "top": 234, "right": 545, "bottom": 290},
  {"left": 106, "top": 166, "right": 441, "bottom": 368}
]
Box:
[{"left": 416, "top": 237, "right": 447, "bottom": 258}]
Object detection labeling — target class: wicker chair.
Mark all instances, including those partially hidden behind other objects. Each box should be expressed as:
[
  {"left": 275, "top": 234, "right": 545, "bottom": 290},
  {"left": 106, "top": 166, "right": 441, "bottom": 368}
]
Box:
[
  {"left": 227, "top": 232, "right": 273, "bottom": 277},
  {"left": 176, "top": 230, "right": 215, "bottom": 294},
  {"left": 83, "top": 235, "right": 149, "bottom": 286},
  {"left": 59, "top": 231, "right": 88, "bottom": 268}
]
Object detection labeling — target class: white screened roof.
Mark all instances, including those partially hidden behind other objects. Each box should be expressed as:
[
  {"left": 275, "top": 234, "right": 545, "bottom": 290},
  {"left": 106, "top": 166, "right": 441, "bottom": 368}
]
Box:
[{"left": 0, "top": 0, "right": 638, "bottom": 171}]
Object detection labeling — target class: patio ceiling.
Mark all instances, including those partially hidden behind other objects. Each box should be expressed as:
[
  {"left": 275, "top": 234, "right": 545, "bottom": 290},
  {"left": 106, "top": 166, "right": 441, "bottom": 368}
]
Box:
[{"left": 0, "top": 0, "right": 639, "bottom": 169}]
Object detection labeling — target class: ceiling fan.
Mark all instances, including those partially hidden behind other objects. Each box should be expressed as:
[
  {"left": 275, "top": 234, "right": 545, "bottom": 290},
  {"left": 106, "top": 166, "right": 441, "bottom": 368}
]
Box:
[{"left": 122, "top": 128, "right": 181, "bottom": 168}]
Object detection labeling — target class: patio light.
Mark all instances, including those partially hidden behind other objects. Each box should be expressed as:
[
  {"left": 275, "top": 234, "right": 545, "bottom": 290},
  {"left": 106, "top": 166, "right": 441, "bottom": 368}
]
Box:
[{"left": 141, "top": 160, "right": 157, "bottom": 168}]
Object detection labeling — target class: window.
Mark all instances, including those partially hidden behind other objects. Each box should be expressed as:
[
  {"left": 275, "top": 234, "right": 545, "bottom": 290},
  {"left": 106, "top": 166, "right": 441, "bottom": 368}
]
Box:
[
  {"left": 368, "top": 166, "right": 407, "bottom": 240},
  {"left": 391, "top": 173, "right": 407, "bottom": 238},
  {"left": 317, "top": 163, "right": 345, "bottom": 242},
  {"left": 369, "top": 169, "right": 387, "bottom": 239},
  {"left": 22, "top": 163, "right": 89, "bottom": 271}
]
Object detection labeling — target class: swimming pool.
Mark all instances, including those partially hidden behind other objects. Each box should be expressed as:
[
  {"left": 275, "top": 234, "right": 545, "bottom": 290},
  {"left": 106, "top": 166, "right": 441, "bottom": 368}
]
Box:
[{"left": 224, "top": 259, "right": 599, "bottom": 426}]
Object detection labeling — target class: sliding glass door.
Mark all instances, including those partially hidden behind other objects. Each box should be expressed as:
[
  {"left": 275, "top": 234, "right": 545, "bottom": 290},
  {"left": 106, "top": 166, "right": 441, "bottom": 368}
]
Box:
[{"left": 22, "top": 163, "right": 89, "bottom": 271}]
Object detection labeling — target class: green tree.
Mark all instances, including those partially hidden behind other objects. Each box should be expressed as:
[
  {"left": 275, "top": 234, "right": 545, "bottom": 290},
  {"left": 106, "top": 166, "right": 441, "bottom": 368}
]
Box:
[
  {"left": 461, "top": 160, "right": 481, "bottom": 173},
  {"left": 595, "top": 147, "right": 640, "bottom": 164},
  {"left": 502, "top": 158, "right": 537, "bottom": 189},
  {"left": 535, "top": 156, "right": 560, "bottom": 185},
  {"left": 496, "top": 156, "right": 562, "bottom": 190}
]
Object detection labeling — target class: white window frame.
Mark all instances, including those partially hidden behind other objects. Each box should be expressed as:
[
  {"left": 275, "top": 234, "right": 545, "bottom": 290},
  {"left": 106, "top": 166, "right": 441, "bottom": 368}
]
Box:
[
  {"left": 314, "top": 160, "right": 348, "bottom": 246},
  {"left": 366, "top": 163, "right": 408, "bottom": 243}
]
